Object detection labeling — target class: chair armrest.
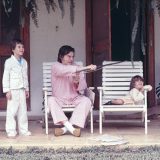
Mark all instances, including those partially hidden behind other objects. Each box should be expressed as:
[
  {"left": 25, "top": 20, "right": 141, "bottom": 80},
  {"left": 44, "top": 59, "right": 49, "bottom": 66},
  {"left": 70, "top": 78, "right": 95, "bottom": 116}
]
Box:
[
  {"left": 143, "top": 85, "right": 152, "bottom": 92},
  {"left": 88, "top": 87, "right": 95, "bottom": 90},
  {"left": 97, "top": 87, "right": 103, "bottom": 91}
]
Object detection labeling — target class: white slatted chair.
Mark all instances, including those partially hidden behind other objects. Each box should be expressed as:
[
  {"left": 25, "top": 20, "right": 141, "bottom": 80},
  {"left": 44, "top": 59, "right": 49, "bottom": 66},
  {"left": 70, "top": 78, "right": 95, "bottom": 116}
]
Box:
[
  {"left": 97, "top": 61, "right": 149, "bottom": 134},
  {"left": 43, "top": 62, "right": 94, "bottom": 135}
]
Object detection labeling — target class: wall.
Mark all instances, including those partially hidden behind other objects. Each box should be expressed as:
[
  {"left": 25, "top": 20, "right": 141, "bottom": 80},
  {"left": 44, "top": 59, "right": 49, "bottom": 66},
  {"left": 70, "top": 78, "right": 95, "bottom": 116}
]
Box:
[
  {"left": 29, "top": 0, "right": 86, "bottom": 116},
  {"left": 154, "top": 10, "right": 160, "bottom": 105}
]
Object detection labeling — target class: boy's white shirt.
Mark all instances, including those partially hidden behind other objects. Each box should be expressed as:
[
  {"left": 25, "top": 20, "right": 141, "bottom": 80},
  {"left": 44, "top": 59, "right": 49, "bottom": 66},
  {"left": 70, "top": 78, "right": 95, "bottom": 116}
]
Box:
[{"left": 2, "top": 55, "right": 29, "bottom": 93}]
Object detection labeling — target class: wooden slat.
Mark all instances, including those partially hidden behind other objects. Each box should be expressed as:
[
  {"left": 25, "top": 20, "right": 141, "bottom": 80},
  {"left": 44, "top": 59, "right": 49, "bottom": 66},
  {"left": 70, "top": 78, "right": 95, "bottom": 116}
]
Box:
[
  {"left": 102, "top": 87, "right": 129, "bottom": 90},
  {"left": 43, "top": 70, "right": 51, "bottom": 74},
  {"left": 102, "top": 73, "right": 143, "bottom": 77},
  {"left": 43, "top": 88, "right": 52, "bottom": 92},
  {"left": 102, "top": 61, "right": 142, "bottom": 65},
  {"left": 103, "top": 95, "right": 126, "bottom": 99},
  {"left": 103, "top": 90, "right": 128, "bottom": 95},
  {"left": 102, "top": 65, "right": 143, "bottom": 69},
  {"left": 102, "top": 82, "right": 130, "bottom": 86},
  {"left": 103, "top": 69, "right": 143, "bottom": 72},
  {"left": 43, "top": 79, "right": 51, "bottom": 83},
  {"left": 102, "top": 77, "right": 133, "bottom": 81},
  {"left": 47, "top": 92, "right": 52, "bottom": 96},
  {"left": 43, "top": 75, "right": 51, "bottom": 79}
]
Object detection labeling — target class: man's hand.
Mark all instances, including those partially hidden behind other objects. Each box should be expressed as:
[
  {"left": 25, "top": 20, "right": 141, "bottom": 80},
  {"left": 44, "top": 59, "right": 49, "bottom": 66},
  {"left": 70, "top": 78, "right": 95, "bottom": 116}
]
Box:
[
  {"left": 86, "top": 64, "right": 97, "bottom": 71},
  {"left": 25, "top": 91, "right": 29, "bottom": 98},
  {"left": 75, "top": 64, "right": 97, "bottom": 73},
  {"left": 6, "top": 91, "right": 12, "bottom": 100},
  {"left": 73, "top": 73, "right": 80, "bottom": 84}
]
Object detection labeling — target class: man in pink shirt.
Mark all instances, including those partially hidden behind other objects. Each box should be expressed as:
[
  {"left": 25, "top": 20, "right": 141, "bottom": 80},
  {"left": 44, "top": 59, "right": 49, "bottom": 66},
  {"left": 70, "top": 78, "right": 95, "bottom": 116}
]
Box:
[{"left": 48, "top": 45, "right": 96, "bottom": 137}]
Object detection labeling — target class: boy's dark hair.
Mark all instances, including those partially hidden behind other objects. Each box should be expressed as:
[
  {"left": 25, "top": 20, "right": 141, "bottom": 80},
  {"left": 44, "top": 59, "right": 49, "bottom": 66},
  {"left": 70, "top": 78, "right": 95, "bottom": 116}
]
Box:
[
  {"left": 57, "top": 45, "right": 75, "bottom": 63},
  {"left": 130, "top": 75, "right": 144, "bottom": 90},
  {"left": 10, "top": 39, "right": 23, "bottom": 50}
]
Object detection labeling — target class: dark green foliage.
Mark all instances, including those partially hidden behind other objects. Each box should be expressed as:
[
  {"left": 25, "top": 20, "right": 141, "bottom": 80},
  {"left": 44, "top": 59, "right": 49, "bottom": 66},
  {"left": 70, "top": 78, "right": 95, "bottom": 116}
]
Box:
[
  {"left": 27, "top": 0, "right": 38, "bottom": 27},
  {"left": 70, "top": 0, "right": 75, "bottom": 26},
  {"left": 130, "top": 0, "right": 140, "bottom": 61},
  {"left": 58, "top": 0, "right": 65, "bottom": 18},
  {"left": 141, "top": 0, "right": 146, "bottom": 57},
  {"left": 2, "top": 0, "right": 75, "bottom": 27},
  {"left": 44, "top": 0, "right": 57, "bottom": 13},
  {"left": 156, "top": 0, "right": 160, "bottom": 16},
  {"left": 2, "top": 0, "right": 13, "bottom": 17},
  {"left": 0, "top": 146, "right": 160, "bottom": 160}
]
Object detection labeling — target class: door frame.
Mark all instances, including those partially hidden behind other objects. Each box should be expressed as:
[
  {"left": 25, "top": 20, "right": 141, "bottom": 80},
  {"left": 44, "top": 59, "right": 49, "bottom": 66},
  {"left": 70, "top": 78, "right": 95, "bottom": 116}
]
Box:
[
  {"left": 21, "top": 2, "right": 30, "bottom": 110},
  {"left": 85, "top": 0, "right": 111, "bottom": 86},
  {"left": 85, "top": 0, "right": 93, "bottom": 86},
  {"left": 145, "top": 3, "right": 155, "bottom": 107}
]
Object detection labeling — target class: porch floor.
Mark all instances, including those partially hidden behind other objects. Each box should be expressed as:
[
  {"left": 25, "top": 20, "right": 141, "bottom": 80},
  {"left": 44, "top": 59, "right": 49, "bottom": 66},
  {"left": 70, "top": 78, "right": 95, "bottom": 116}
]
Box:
[{"left": 0, "top": 117, "right": 160, "bottom": 149}]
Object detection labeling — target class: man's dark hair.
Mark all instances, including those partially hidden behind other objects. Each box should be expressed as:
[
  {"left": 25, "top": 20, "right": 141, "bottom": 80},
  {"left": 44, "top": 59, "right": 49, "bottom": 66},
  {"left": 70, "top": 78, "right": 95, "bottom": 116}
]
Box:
[
  {"left": 10, "top": 39, "right": 23, "bottom": 50},
  {"left": 57, "top": 45, "right": 75, "bottom": 63}
]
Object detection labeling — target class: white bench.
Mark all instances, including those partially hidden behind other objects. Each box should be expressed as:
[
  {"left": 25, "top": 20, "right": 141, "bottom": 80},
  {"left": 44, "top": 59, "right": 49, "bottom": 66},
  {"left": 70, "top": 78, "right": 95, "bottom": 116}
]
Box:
[
  {"left": 97, "top": 61, "right": 149, "bottom": 134},
  {"left": 42, "top": 62, "right": 94, "bottom": 134}
]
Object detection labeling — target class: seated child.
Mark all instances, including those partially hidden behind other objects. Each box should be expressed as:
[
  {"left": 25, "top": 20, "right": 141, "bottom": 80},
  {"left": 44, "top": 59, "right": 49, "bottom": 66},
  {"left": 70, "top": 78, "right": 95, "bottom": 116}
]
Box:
[{"left": 105, "top": 75, "right": 152, "bottom": 105}]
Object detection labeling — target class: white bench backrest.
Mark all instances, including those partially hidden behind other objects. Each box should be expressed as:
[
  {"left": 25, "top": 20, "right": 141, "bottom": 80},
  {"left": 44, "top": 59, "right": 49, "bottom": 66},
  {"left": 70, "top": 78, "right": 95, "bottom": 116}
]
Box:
[
  {"left": 102, "top": 61, "right": 143, "bottom": 104},
  {"left": 43, "top": 61, "right": 83, "bottom": 96}
]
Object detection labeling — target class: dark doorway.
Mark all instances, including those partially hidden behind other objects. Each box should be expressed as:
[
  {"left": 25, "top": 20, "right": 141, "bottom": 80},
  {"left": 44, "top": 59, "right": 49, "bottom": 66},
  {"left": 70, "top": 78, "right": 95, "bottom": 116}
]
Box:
[
  {"left": 111, "top": 0, "right": 145, "bottom": 61},
  {"left": 111, "top": 0, "right": 131, "bottom": 61}
]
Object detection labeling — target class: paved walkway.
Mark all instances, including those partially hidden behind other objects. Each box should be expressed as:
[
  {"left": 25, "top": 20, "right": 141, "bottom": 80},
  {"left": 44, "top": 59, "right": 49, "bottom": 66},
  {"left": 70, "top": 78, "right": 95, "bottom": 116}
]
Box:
[{"left": 0, "top": 117, "right": 160, "bottom": 149}]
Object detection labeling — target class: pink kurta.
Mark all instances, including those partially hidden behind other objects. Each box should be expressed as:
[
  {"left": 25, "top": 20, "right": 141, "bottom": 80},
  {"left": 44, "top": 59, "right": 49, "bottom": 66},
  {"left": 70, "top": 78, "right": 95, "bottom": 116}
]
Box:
[{"left": 48, "top": 62, "right": 92, "bottom": 128}]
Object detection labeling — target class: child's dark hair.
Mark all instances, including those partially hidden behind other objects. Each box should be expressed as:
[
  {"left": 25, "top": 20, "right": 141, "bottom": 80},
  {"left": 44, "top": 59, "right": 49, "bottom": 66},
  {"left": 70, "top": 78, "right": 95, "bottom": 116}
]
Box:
[
  {"left": 130, "top": 75, "right": 144, "bottom": 90},
  {"left": 57, "top": 45, "right": 75, "bottom": 63},
  {"left": 10, "top": 39, "right": 23, "bottom": 50}
]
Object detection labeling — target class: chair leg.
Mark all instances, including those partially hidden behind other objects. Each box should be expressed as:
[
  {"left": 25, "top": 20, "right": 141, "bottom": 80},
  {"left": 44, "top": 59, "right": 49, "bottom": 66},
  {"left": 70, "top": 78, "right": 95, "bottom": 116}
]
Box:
[
  {"left": 90, "top": 108, "right": 93, "bottom": 133},
  {"left": 45, "top": 111, "right": 48, "bottom": 135},
  {"left": 142, "top": 112, "right": 145, "bottom": 123},
  {"left": 99, "top": 110, "right": 102, "bottom": 134},
  {"left": 145, "top": 111, "right": 148, "bottom": 135}
]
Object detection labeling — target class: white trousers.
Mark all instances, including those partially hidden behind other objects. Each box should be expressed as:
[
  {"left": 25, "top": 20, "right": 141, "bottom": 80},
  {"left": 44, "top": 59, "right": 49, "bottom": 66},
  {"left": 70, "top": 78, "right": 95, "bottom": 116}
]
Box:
[
  {"left": 48, "top": 96, "right": 92, "bottom": 128},
  {"left": 6, "top": 89, "right": 29, "bottom": 135}
]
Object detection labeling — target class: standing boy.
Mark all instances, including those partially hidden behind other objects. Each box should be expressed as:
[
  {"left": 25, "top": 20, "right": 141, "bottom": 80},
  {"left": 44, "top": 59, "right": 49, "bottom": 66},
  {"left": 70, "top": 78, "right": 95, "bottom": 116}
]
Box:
[{"left": 2, "top": 39, "right": 31, "bottom": 138}]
